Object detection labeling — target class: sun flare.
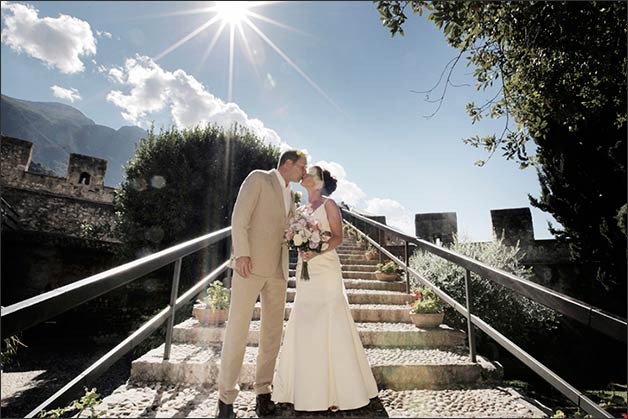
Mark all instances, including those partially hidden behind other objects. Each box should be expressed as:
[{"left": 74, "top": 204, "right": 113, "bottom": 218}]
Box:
[
  {"left": 150, "top": 1, "right": 342, "bottom": 111},
  {"left": 215, "top": 1, "right": 250, "bottom": 25}
]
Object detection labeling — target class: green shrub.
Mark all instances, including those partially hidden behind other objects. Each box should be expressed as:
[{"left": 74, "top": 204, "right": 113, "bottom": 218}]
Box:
[
  {"left": 38, "top": 387, "right": 105, "bottom": 418},
  {"left": 410, "top": 235, "right": 561, "bottom": 349},
  {"left": 409, "top": 287, "right": 445, "bottom": 314},
  {"left": 376, "top": 260, "right": 400, "bottom": 274},
  {"left": 201, "top": 280, "right": 230, "bottom": 310}
]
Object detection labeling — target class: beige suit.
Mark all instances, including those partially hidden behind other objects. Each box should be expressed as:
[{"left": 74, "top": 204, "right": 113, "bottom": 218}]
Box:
[{"left": 219, "top": 169, "right": 295, "bottom": 404}]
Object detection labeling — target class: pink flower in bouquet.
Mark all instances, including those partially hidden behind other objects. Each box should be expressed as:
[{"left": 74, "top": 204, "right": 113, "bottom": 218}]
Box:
[{"left": 284, "top": 207, "right": 331, "bottom": 280}]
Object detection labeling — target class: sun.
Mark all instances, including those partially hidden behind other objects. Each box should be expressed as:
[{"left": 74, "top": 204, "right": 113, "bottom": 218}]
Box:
[
  {"left": 150, "top": 1, "right": 342, "bottom": 112},
  {"left": 215, "top": 1, "right": 251, "bottom": 25}
]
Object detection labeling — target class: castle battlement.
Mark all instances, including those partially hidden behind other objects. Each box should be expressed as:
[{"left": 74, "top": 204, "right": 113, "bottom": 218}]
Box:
[{"left": 1, "top": 136, "right": 115, "bottom": 203}]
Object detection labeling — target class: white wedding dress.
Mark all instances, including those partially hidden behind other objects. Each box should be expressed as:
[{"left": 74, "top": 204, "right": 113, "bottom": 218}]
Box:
[{"left": 271, "top": 202, "right": 379, "bottom": 411}]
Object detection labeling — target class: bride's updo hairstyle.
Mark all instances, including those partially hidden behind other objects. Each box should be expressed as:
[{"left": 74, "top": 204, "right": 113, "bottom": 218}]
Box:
[{"left": 312, "top": 165, "right": 338, "bottom": 196}]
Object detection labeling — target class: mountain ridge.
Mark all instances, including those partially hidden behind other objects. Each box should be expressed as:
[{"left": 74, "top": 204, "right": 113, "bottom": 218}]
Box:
[{"left": 1, "top": 94, "right": 146, "bottom": 186}]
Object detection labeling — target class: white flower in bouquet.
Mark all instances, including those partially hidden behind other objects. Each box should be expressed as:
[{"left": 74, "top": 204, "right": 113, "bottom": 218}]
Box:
[{"left": 284, "top": 207, "right": 331, "bottom": 280}]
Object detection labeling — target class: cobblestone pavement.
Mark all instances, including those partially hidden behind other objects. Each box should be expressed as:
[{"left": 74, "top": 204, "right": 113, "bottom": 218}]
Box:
[{"left": 95, "top": 382, "right": 548, "bottom": 418}]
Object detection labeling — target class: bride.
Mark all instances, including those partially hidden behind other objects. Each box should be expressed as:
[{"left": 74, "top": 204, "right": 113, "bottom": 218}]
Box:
[{"left": 271, "top": 165, "right": 378, "bottom": 412}]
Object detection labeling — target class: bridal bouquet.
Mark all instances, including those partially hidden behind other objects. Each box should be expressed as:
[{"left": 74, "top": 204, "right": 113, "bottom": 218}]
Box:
[{"left": 284, "top": 206, "right": 331, "bottom": 280}]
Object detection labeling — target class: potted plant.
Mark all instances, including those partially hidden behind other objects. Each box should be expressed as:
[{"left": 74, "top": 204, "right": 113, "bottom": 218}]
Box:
[
  {"left": 364, "top": 245, "right": 378, "bottom": 261},
  {"left": 375, "top": 260, "right": 401, "bottom": 281},
  {"left": 193, "top": 280, "right": 230, "bottom": 325},
  {"left": 407, "top": 287, "right": 445, "bottom": 328}
]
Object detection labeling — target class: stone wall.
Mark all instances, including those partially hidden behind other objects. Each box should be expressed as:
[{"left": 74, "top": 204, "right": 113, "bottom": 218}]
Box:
[
  {"left": 1, "top": 136, "right": 117, "bottom": 239},
  {"left": 1, "top": 230, "right": 120, "bottom": 304},
  {"left": 1, "top": 136, "right": 120, "bottom": 307},
  {"left": 415, "top": 212, "right": 458, "bottom": 246},
  {"left": 2, "top": 187, "right": 116, "bottom": 239},
  {"left": 1, "top": 136, "right": 115, "bottom": 202},
  {"left": 407, "top": 207, "right": 575, "bottom": 292}
]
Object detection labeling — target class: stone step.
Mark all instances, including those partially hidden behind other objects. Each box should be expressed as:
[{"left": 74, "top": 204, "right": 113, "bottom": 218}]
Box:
[
  {"left": 288, "top": 278, "right": 407, "bottom": 292},
  {"left": 130, "top": 343, "right": 502, "bottom": 390},
  {"left": 252, "top": 302, "right": 413, "bottom": 323},
  {"left": 289, "top": 263, "right": 379, "bottom": 272},
  {"left": 337, "top": 249, "right": 371, "bottom": 255},
  {"left": 286, "top": 288, "right": 411, "bottom": 305},
  {"left": 289, "top": 269, "right": 391, "bottom": 280},
  {"left": 173, "top": 318, "right": 466, "bottom": 348},
  {"left": 289, "top": 254, "right": 380, "bottom": 265},
  {"left": 96, "top": 383, "right": 546, "bottom": 418}
]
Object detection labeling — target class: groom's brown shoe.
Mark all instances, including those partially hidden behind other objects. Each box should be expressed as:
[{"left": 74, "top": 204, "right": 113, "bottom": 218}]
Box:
[
  {"left": 255, "top": 393, "right": 276, "bottom": 417},
  {"left": 216, "top": 399, "right": 237, "bottom": 418}
]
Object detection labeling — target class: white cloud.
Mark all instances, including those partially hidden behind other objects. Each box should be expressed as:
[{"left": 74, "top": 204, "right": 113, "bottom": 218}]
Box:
[
  {"left": 1, "top": 1, "right": 97, "bottom": 73},
  {"left": 315, "top": 160, "right": 366, "bottom": 207},
  {"left": 312, "top": 159, "right": 414, "bottom": 235},
  {"left": 364, "top": 198, "right": 415, "bottom": 235},
  {"left": 50, "top": 85, "right": 81, "bottom": 102},
  {"left": 104, "top": 55, "right": 415, "bottom": 234},
  {"left": 96, "top": 30, "right": 112, "bottom": 39},
  {"left": 106, "top": 55, "right": 287, "bottom": 148}
]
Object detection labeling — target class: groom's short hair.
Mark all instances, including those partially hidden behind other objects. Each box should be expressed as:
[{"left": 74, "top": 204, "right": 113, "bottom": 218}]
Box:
[{"left": 278, "top": 150, "right": 305, "bottom": 168}]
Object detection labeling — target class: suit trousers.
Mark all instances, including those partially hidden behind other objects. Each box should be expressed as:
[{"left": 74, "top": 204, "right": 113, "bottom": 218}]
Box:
[{"left": 218, "top": 271, "right": 287, "bottom": 404}]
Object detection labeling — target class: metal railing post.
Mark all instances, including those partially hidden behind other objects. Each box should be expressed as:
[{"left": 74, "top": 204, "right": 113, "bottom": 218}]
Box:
[
  {"left": 164, "top": 257, "right": 183, "bottom": 360},
  {"left": 378, "top": 229, "right": 383, "bottom": 263},
  {"left": 464, "top": 269, "right": 477, "bottom": 363},
  {"left": 404, "top": 240, "right": 410, "bottom": 294}
]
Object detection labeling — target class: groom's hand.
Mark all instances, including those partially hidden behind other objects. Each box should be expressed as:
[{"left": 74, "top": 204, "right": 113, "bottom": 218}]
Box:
[{"left": 235, "top": 256, "right": 252, "bottom": 278}]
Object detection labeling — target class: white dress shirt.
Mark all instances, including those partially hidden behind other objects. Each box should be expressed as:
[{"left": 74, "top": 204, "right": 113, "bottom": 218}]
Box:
[{"left": 274, "top": 170, "right": 291, "bottom": 215}]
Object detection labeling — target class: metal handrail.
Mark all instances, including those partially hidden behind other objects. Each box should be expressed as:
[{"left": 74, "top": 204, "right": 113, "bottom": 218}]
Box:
[
  {"left": 25, "top": 261, "right": 231, "bottom": 418},
  {"left": 1, "top": 226, "right": 232, "bottom": 417},
  {"left": 1, "top": 227, "right": 231, "bottom": 337},
  {"left": 342, "top": 208, "right": 626, "bottom": 342},
  {"left": 342, "top": 209, "right": 625, "bottom": 418}
]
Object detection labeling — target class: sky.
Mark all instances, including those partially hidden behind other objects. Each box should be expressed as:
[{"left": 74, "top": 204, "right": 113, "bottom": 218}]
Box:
[{"left": 0, "top": 0, "right": 560, "bottom": 241}]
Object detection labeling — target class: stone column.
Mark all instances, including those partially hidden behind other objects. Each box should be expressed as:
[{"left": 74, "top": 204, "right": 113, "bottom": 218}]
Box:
[
  {"left": 415, "top": 212, "right": 458, "bottom": 246},
  {"left": 490, "top": 207, "right": 534, "bottom": 246}
]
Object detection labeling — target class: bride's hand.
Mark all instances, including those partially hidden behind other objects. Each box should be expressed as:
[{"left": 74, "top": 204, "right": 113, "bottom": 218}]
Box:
[{"left": 300, "top": 250, "right": 316, "bottom": 262}]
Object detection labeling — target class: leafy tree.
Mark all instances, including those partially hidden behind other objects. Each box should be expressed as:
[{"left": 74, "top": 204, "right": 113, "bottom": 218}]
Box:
[
  {"left": 114, "top": 124, "right": 279, "bottom": 286},
  {"left": 377, "top": 1, "right": 627, "bottom": 313},
  {"left": 115, "top": 124, "right": 278, "bottom": 249}
]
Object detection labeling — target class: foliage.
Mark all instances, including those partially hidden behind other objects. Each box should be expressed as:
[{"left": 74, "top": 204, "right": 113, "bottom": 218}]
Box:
[
  {"left": 115, "top": 123, "right": 279, "bottom": 251},
  {"left": 409, "top": 235, "right": 560, "bottom": 348},
  {"left": 408, "top": 287, "right": 444, "bottom": 314},
  {"left": 376, "top": 260, "right": 400, "bottom": 274},
  {"left": 293, "top": 191, "right": 303, "bottom": 205},
  {"left": 79, "top": 222, "right": 114, "bottom": 241},
  {"left": 113, "top": 123, "right": 279, "bottom": 284},
  {"left": 365, "top": 245, "right": 378, "bottom": 258},
  {"left": 200, "top": 280, "right": 230, "bottom": 310},
  {"left": 376, "top": 1, "right": 627, "bottom": 312},
  {"left": 38, "top": 387, "right": 106, "bottom": 418},
  {"left": 0, "top": 335, "right": 26, "bottom": 369}
]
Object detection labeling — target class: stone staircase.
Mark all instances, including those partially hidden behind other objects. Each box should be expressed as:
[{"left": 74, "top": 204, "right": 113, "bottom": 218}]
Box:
[{"left": 95, "top": 236, "right": 548, "bottom": 417}]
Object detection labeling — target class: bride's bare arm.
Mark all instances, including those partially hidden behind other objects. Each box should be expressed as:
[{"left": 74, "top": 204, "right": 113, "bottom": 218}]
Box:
[
  {"left": 322, "top": 198, "right": 343, "bottom": 252},
  {"left": 300, "top": 199, "right": 344, "bottom": 262}
]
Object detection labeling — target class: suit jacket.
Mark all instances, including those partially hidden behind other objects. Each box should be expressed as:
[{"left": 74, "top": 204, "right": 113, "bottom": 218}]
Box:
[{"left": 231, "top": 169, "right": 296, "bottom": 280}]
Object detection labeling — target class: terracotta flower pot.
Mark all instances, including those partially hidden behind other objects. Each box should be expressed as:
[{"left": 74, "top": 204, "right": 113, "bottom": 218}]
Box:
[
  {"left": 375, "top": 271, "right": 400, "bottom": 282},
  {"left": 409, "top": 311, "right": 445, "bottom": 328},
  {"left": 193, "top": 304, "right": 228, "bottom": 325}
]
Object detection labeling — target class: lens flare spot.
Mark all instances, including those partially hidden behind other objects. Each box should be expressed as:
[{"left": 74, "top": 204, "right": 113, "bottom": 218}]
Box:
[{"left": 151, "top": 175, "right": 166, "bottom": 189}]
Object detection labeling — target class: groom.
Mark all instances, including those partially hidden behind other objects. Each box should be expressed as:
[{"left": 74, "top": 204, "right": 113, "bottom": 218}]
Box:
[{"left": 217, "top": 150, "right": 307, "bottom": 418}]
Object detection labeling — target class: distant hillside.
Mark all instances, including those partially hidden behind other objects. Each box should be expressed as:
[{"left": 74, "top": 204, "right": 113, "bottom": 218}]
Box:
[{"left": 0, "top": 94, "right": 147, "bottom": 186}]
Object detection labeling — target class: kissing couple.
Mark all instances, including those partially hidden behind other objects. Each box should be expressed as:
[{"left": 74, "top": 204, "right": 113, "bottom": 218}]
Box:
[{"left": 216, "top": 150, "right": 378, "bottom": 418}]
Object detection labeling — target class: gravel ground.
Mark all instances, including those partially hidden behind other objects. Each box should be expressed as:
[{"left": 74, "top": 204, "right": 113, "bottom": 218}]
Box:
[
  {"left": 1, "top": 336, "right": 134, "bottom": 418},
  {"left": 93, "top": 382, "right": 548, "bottom": 418}
]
